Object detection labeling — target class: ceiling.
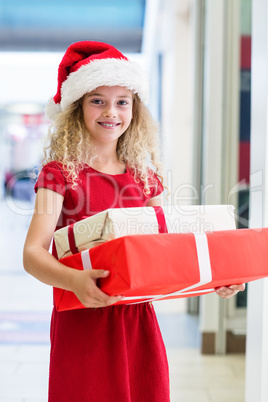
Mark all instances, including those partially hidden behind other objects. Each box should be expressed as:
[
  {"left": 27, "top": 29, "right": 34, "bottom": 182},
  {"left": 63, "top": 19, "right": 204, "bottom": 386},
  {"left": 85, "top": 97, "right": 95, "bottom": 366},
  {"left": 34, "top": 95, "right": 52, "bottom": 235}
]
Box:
[{"left": 0, "top": 0, "right": 146, "bottom": 53}]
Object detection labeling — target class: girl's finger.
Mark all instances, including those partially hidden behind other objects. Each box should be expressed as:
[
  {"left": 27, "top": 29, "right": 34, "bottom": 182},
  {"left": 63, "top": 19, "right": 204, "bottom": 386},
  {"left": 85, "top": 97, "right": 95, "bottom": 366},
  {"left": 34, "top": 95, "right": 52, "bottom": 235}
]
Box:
[{"left": 229, "top": 283, "right": 245, "bottom": 292}]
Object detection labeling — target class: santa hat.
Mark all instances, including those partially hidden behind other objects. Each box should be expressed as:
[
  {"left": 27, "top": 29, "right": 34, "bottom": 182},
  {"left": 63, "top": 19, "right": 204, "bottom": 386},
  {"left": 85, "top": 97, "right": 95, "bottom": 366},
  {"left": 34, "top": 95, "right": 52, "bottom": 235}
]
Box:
[{"left": 46, "top": 41, "right": 149, "bottom": 120}]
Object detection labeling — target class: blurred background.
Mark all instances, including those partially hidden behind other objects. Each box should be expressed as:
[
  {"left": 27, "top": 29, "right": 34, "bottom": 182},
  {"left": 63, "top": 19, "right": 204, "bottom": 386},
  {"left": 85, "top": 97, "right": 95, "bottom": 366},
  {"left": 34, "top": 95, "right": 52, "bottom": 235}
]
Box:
[{"left": 0, "top": 0, "right": 255, "bottom": 401}]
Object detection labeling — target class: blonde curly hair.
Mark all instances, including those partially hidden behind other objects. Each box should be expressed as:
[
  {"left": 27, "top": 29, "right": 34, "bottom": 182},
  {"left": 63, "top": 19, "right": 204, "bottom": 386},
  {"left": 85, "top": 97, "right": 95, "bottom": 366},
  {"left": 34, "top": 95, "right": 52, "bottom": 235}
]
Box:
[{"left": 42, "top": 93, "right": 164, "bottom": 195}]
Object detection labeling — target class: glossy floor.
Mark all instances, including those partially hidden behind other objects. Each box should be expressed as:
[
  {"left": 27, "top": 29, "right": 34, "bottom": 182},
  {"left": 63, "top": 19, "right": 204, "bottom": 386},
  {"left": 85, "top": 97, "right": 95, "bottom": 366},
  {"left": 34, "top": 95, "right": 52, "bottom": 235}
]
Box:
[{"left": 0, "top": 335, "right": 246, "bottom": 402}]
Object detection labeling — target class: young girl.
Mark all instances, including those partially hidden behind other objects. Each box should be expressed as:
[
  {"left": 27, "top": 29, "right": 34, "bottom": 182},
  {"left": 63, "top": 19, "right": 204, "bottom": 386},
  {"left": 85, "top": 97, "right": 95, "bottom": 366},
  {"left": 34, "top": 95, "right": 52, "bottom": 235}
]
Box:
[{"left": 23, "top": 41, "right": 244, "bottom": 402}]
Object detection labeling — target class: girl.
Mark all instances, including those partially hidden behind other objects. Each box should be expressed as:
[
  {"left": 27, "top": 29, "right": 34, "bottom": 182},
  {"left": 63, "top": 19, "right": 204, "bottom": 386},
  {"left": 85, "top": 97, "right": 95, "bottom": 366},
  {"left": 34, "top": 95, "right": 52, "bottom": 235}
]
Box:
[{"left": 23, "top": 41, "right": 244, "bottom": 402}]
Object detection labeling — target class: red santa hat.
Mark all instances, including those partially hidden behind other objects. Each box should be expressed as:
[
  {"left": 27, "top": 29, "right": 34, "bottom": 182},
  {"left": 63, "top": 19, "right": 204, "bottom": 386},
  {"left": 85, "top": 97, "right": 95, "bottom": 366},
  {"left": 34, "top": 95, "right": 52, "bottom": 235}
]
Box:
[{"left": 46, "top": 41, "right": 149, "bottom": 120}]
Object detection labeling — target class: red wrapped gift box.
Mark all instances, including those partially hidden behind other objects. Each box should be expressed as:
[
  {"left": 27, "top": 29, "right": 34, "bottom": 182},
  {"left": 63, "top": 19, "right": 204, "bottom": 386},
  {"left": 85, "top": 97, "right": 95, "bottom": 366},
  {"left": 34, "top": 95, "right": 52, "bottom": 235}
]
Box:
[{"left": 54, "top": 228, "right": 268, "bottom": 311}]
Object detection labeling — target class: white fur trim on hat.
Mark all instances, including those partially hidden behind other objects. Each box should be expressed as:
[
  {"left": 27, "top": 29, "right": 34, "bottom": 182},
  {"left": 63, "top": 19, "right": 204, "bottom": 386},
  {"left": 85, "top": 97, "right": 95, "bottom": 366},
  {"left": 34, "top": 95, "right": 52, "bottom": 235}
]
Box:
[
  {"left": 46, "top": 58, "right": 149, "bottom": 121},
  {"left": 45, "top": 97, "right": 62, "bottom": 120}
]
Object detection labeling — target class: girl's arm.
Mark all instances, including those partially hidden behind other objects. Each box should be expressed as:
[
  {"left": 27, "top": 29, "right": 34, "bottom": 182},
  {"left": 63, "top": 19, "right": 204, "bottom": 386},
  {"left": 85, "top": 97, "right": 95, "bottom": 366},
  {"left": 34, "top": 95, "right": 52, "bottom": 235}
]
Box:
[
  {"left": 23, "top": 188, "right": 123, "bottom": 308},
  {"left": 146, "top": 193, "right": 164, "bottom": 207},
  {"left": 146, "top": 193, "right": 245, "bottom": 299}
]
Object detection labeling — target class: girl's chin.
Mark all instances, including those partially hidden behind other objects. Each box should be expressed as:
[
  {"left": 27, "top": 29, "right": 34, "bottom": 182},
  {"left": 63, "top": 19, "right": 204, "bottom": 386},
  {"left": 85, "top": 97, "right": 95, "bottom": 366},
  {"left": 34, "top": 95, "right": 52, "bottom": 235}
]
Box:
[{"left": 91, "top": 136, "right": 121, "bottom": 146}]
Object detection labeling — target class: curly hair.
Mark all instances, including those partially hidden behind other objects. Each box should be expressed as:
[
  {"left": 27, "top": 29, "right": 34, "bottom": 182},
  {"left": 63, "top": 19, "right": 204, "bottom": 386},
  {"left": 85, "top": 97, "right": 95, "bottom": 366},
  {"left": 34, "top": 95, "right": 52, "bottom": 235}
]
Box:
[{"left": 42, "top": 93, "right": 164, "bottom": 195}]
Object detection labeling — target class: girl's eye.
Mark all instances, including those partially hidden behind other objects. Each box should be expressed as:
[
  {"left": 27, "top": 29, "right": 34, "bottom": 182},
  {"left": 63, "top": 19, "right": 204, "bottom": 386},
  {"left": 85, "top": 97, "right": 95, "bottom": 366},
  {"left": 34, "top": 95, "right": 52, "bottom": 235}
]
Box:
[
  {"left": 118, "top": 100, "right": 128, "bottom": 106},
  {"left": 91, "top": 99, "right": 103, "bottom": 105}
]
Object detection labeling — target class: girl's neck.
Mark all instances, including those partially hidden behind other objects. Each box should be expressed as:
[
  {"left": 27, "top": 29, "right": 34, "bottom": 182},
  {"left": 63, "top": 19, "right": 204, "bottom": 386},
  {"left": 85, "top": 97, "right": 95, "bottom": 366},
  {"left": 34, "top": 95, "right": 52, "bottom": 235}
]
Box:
[
  {"left": 89, "top": 152, "right": 126, "bottom": 175},
  {"left": 90, "top": 158, "right": 126, "bottom": 175},
  {"left": 87, "top": 142, "right": 126, "bottom": 175}
]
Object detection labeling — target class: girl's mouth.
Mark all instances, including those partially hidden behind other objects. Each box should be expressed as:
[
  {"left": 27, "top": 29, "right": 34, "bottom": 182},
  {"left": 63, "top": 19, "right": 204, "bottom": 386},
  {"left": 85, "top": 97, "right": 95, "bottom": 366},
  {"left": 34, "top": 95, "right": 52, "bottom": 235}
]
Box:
[{"left": 98, "top": 122, "right": 120, "bottom": 128}]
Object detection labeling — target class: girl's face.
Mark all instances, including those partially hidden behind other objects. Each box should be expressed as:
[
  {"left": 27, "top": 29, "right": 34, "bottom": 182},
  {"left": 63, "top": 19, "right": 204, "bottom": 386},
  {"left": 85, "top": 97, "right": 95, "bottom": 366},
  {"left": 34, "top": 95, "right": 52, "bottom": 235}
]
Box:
[{"left": 82, "top": 86, "right": 133, "bottom": 147}]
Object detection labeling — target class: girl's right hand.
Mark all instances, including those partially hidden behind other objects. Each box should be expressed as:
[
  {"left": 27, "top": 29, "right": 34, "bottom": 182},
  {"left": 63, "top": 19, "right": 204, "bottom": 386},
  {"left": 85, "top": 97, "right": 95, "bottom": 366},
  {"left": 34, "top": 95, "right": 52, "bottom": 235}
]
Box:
[
  {"left": 23, "top": 188, "right": 123, "bottom": 308},
  {"left": 70, "top": 269, "right": 123, "bottom": 308}
]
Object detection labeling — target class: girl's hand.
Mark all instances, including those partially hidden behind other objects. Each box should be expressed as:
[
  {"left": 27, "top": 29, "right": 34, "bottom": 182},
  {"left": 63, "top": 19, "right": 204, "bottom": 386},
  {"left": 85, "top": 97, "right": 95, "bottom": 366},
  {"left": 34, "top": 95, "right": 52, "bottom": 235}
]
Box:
[
  {"left": 215, "top": 284, "right": 245, "bottom": 299},
  {"left": 70, "top": 269, "right": 123, "bottom": 308}
]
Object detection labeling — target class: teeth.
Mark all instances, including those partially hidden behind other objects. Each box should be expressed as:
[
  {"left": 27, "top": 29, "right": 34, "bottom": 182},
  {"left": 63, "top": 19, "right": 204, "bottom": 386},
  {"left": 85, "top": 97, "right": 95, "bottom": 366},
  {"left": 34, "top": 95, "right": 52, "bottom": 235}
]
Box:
[{"left": 101, "top": 123, "right": 117, "bottom": 127}]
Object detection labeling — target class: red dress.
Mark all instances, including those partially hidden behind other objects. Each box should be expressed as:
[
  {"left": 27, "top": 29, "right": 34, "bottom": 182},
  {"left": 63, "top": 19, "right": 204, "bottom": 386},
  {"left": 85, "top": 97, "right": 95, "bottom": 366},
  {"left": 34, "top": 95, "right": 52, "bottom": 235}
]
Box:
[{"left": 35, "top": 161, "right": 170, "bottom": 402}]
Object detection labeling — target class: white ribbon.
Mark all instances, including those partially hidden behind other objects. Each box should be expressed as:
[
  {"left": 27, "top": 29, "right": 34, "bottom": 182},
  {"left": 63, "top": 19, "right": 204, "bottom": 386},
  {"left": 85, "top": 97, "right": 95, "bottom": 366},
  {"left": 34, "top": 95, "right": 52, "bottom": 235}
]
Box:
[
  {"left": 81, "top": 250, "right": 92, "bottom": 270},
  {"left": 125, "top": 233, "right": 214, "bottom": 304},
  {"left": 81, "top": 233, "right": 215, "bottom": 304}
]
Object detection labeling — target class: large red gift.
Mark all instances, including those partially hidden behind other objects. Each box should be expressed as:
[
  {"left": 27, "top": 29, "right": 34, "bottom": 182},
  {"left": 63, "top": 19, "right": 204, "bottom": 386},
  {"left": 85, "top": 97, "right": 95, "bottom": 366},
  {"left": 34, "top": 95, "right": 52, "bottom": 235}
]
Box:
[{"left": 54, "top": 228, "right": 268, "bottom": 311}]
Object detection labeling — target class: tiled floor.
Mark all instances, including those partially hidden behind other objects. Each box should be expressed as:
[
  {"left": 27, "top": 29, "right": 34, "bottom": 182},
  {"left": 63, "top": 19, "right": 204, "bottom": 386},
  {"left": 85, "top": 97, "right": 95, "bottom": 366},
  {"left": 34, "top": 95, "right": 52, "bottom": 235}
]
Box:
[
  {"left": 0, "top": 344, "right": 245, "bottom": 402},
  {"left": 167, "top": 349, "right": 245, "bottom": 402},
  {"left": 0, "top": 199, "right": 246, "bottom": 401},
  {"left": 0, "top": 342, "right": 245, "bottom": 402}
]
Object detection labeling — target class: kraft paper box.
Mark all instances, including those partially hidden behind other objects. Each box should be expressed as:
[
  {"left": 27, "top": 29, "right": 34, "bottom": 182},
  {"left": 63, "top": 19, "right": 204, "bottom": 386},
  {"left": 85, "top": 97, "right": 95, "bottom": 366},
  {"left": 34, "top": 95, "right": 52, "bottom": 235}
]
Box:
[
  {"left": 53, "top": 205, "right": 236, "bottom": 259},
  {"left": 54, "top": 228, "right": 268, "bottom": 311}
]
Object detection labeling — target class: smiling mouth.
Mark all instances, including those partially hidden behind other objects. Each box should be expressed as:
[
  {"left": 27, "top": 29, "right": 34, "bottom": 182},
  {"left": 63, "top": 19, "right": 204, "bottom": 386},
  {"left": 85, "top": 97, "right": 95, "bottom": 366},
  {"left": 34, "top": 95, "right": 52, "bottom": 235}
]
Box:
[{"left": 98, "top": 122, "right": 120, "bottom": 127}]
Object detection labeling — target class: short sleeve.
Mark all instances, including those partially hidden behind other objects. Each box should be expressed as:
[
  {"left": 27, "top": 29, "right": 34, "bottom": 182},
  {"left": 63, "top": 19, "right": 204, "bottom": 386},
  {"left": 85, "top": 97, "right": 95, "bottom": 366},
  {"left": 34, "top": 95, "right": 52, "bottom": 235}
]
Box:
[
  {"left": 34, "top": 161, "right": 66, "bottom": 196},
  {"left": 147, "top": 169, "right": 164, "bottom": 198}
]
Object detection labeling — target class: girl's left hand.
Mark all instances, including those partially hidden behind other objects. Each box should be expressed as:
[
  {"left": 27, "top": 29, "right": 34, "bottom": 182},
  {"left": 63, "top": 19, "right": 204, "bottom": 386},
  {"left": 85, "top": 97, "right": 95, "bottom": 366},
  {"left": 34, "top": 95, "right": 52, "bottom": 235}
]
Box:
[{"left": 215, "top": 284, "right": 246, "bottom": 299}]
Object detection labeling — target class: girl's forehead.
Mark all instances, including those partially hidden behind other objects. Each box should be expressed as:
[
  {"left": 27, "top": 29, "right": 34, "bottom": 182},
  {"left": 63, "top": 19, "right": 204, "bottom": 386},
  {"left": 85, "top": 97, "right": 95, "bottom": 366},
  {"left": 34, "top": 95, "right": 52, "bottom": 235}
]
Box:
[{"left": 87, "top": 85, "right": 133, "bottom": 97}]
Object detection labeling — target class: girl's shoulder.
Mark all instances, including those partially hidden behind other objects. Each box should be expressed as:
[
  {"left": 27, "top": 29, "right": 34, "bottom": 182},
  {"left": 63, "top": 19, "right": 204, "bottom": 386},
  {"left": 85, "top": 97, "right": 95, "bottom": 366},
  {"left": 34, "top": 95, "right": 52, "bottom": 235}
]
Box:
[
  {"left": 127, "top": 165, "right": 164, "bottom": 197},
  {"left": 41, "top": 160, "right": 64, "bottom": 172},
  {"left": 35, "top": 161, "right": 68, "bottom": 196},
  {"left": 147, "top": 168, "right": 164, "bottom": 197}
]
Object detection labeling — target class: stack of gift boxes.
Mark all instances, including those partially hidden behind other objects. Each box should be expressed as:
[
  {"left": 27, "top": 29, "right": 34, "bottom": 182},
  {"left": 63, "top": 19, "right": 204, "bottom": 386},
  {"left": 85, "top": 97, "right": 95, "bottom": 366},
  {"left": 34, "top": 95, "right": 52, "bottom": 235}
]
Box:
[{"left": 53, "top": 205, "right": 268, "bottom": 311}]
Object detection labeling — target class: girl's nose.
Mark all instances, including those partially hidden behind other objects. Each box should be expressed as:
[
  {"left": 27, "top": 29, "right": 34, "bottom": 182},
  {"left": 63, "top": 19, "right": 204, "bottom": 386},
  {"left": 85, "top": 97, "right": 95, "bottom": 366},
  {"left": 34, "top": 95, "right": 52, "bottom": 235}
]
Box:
[{"left": 103, "top": 104, "right": 117, "bottom": 118}]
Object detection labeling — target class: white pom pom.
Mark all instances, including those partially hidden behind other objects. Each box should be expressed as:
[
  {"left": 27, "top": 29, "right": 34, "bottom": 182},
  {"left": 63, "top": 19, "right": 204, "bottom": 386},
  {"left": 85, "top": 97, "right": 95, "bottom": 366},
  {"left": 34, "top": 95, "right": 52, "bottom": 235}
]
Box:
[{"left": 45, "top": 97, "right": 62, "bottom": 121}]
